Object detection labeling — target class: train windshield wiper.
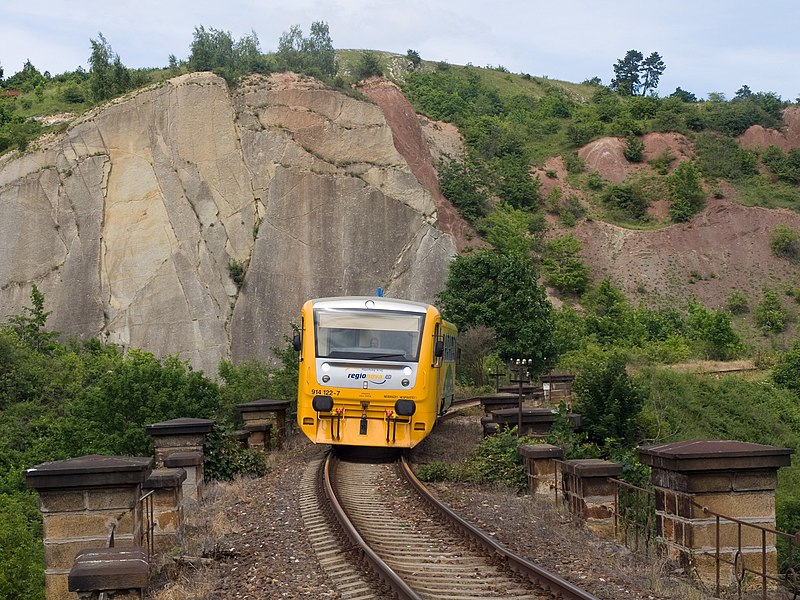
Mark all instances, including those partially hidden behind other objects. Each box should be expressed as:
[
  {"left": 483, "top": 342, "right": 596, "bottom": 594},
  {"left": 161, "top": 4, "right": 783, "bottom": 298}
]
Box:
[{"left": 369, "top": 353, "right": 406, "bottom": 360}]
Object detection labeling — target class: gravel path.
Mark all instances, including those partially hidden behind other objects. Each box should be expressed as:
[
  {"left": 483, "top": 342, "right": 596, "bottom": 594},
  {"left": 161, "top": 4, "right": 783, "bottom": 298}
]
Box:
[{"left": 147, "top": 416, "right": 713, "bottom": 600}]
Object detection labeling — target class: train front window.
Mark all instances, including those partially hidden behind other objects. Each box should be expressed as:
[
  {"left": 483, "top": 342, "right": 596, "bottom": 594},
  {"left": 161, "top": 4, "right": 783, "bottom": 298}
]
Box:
[{"left": 314, "top": 309, "right": 425, "bottom": 361}]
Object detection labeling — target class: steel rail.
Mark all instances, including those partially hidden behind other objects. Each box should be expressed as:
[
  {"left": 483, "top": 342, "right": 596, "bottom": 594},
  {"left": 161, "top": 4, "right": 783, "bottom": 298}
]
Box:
[
  {"left": 399, "top": 454, "right": 601, "bottom": 600},
  {"left": 322, "top": 452, "right": 424, "bottom": 600}
]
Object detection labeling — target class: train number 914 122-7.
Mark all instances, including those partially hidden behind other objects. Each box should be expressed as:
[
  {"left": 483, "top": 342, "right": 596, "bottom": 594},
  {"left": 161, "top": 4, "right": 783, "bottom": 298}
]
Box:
[{"left": 310, "top": 388, "right": 340, "bottom": 396}]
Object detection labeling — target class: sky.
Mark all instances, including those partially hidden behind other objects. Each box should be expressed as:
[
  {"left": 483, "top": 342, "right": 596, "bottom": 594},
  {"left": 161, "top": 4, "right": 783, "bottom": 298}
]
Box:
[{"left": 1, "top": 0, "right": 798, "bottom": 101}]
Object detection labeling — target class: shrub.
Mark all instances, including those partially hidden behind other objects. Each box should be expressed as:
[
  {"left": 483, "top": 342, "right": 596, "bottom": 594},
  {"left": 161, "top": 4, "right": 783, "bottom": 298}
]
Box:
[
  {"left": 438, "top": 158, "right": 488, "bottom": 223},
  {"left": 685, "top": 300, "right": 745, "bottom": 360},
  {"left": 726, "top": 290, "right": 749, "bottom": 314},
  {"left": 463, "top": 427, "right": 531, "bottom": 489},
  {"left": 770, "top": 225, "right": 800, "bottom": 260},
  {"left": 754, "top": 287, "right": 787, "bottom": 334},
  {"left": 623, "top": 133, "right": 644, "bottom": 162},
  {"left": 574, "top": 351, "right": 645, "bottom": 446},
  {"left": 415, "top": 461, "right": 460, "bottom": 482},
  {"left": 203, "top": 424, "right": 268, "bottom": 481},
  {"left": 586, "top": 171, "right": 604, "bottom": 191},
  {"left": 773, "top": 341, "right": 800, "bottom": 397},
  {"left": 228, "top": 259, "right": 246, "bottom": 288},
  {"left": 354, "top": 51, "right": 383, "bottom": 80},
  {"left": 563, "top": 151, "right": 585, "bottom": 175},
  {"left": 600, "top": 183, "right": 648, "bottom": 221},
  {"left": 648, "top": 150, "right": 674, "bottom": 175},
  {"left": 0, "top": 493, "right": 44, "bottom": 599},
  {"left": 667, "top": 161, "right": 705, "bottom": 222},
  {"left": 695, "top": 132, "right": 759, "bottom": 180}
]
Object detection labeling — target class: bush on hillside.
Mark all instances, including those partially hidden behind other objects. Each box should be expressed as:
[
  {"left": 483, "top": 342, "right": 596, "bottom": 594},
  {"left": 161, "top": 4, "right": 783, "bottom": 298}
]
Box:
[
  {"left": 754, "top": 287, "right": 788, "bottom": 334},
  {"left": 773, "top": 341, "right": 800, "bottom": 397},
  {"left": 770, "top": 225, "right": 800, "bottom": 260},
  {"left": 542, "top": 234, "right": 590, "bottom": 294},
  {"left": 667, "top": 161, "right": 705, "bottom": 222}
]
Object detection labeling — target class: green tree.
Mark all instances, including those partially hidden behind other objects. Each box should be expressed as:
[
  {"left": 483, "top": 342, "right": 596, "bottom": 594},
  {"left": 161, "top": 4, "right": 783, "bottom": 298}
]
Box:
[
  {"left": 276, "top": 21, "right": 336, "bottom": 78},
  {"left": 189, "top": 26, "right": 235, "bottom": 72},
  {"left": 611, "top": 50, "right": 643, "bottom": 96},
  {"left": 354, "top": 51, "right": 383, "bottom": 80},
  {"left": 623, "top": 133, "right": 644, "bottom": 162},
  {"left": 8, "top": 285, "right": 58, "bottom": 353},
  {"left": 611, "top": 50, "right": 665, "bottom": 96},
  {"left": 406, "top": 49, "right": 421, "bottom": 68},
  {"left": 667, "top": 161, "right": 705, "bottom": 222},
  {"left": 188, "top": 27, "right": 266, "bottom": 80},
  {"left": 437, "top": 249, "right": 556, "bottom": 370},
  {"left": 639, "top": 52, "right": 666, "bottom": 96},
  {"left": 670, "top": 87, "right": 698, "bottom": 102},
  {"left": 3, "top": 60, "right": 46, "bottom": 92},
  {"left": 438, "top": 157, "right": 488, "bottom": 222},
  {"left": 542, "top": 234, "right": 590, "bottom": 294},
  {"left": 0, "top": 493, "right": 44, "bottom": 599},
  {"left": 773, "top": 341, "right": 800, "bottom": 396},
  {"left": 88, "top": 33, "right": 131, "bottom": 101},
  {"left": 494, "top": 154, "right": 541, "bottom": 209},
  {"left": 581, "top": 278, "right": 644, "bottom": 345},
  {"left": 482, "top": 202, "right": 535, "bottom": 256},
  {"left": 306, "top": 21, "right": 336, "bottom": 76},
  {"left": 574, "top": 351, "right": 645, "bottom": 445}
]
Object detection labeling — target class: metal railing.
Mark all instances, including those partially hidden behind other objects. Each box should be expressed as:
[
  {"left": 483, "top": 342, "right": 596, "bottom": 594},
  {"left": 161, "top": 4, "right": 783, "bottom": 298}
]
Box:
[
  {"left": 107, "top": 489, "right": 155, "bottom": 558},
  {"left": 608, "top": 478, "right": 657, "bottom": 558},
  {"left": 684, "top": 496, "right": 799, "bottom": 599},
  {"left": 525, "top": 455, "right": 800, "bottom": 599}
]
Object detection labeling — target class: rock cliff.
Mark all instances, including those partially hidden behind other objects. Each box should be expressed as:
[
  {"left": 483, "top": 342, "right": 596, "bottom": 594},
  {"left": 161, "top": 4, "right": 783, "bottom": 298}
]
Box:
[{"left": 0, "top": 72, "right": 459, "bottom": 373}]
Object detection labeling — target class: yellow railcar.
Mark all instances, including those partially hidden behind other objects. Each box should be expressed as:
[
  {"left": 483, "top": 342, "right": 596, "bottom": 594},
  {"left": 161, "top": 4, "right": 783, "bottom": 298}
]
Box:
[{"left": 294, "top": 296, "right": 457, "bottom": 448}]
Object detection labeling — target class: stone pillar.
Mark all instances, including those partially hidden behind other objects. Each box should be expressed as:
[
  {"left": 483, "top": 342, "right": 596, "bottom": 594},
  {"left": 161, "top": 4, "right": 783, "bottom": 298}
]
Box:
[
  {"left": 24, "top": 455, "right": 152, "bottom": 600},
  {"left": 561, "top": 458, "right": 623, "bottom": 536},
  {"left": 237, "top": 399, "right": 291, "bottom": 449},
  {"left": 540, "top": 372, "right": 575, "bottom": 407},
  {"left": 639, "top": 440, "right": 792, "bottom": 588},
  {"left": 142, "top": 468, "right": 187, "bottom": 552},
  {"left": 519, "top": 444, "right": 563, "bottom": 496},
  {"left": 163, "top": 452, "right": 203, "bottom": 504},
  {"left": 486, "top": 407, "right": 580, "bottom": 439},
  {"left": 145, "top": 417, "right": 213, "bottom": 502}
]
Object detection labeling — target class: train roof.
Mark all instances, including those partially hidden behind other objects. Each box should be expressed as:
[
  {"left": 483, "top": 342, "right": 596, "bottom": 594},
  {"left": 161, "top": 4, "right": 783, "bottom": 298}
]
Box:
[{"left": 310, "top": 296, "right": 433, "bottom": 313}]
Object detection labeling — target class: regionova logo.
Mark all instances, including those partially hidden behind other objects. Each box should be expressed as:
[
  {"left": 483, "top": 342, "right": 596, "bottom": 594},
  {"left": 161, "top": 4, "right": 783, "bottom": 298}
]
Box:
[{"left": 345, "top": 367, "right": 389, "bottom": 384}]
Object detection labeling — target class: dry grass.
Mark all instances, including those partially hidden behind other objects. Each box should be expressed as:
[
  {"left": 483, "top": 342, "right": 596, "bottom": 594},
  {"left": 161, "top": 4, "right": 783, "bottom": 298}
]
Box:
[{"left": 147, "top": 478, "right": 255, "bottom": 599}]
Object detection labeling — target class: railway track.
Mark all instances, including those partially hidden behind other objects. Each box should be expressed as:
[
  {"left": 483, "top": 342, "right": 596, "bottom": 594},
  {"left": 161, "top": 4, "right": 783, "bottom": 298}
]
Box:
[{"left": 307, "top": 451, "right": 601, "bottom": 600}]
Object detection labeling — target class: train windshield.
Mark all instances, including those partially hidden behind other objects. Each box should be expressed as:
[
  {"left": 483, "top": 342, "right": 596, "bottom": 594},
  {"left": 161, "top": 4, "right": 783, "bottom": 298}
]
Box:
[{"left": 314, "top": 308, "right": 425, "bottom": 362}]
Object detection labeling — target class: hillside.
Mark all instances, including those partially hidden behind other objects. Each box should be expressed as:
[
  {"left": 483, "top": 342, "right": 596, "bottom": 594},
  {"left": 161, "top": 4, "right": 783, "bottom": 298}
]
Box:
[
  {"left": 3, "top": 54, "right": 800, "bottom": 368},
  {"left": 533, "top": 113, "right": 800, "bottom": 311},
  {"left": 374, "top": 62, "right": 800, "bottom": 317},
  {"left": 0, "top": 72, "right": 463, "bottom": 373}
]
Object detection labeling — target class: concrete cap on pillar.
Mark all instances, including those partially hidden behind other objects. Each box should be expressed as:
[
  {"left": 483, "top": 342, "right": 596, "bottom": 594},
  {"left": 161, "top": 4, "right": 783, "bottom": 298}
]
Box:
[
  {"left": 145, "top": 417, "right": 214, "bottom": 437},
  {"left": 639, "top": 440, "right": 792, "bottom": 472},
  {"left": 24, "top": 455, "right": 153, "bottom": 490},
  {"left": 236, "top": 399, "right": 291, "bottom": 413},
  {"left": 518, "top": 444, "right": 564, "bottom": 460}
]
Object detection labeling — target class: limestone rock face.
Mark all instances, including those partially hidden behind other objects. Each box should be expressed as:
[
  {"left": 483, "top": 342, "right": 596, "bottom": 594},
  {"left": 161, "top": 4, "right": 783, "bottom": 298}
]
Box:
[{"left": 0, "top": 72, "right": 457, "bottom": 373}]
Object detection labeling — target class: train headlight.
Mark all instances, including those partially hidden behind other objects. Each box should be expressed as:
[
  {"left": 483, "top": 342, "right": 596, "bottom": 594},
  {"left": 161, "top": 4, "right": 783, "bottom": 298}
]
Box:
[
  {"left": 403, "top": 366, "right": 412, "bottom": 376},
  {"left": 322, "top": 375, "right": 330, "bottom": 383},
  {"left": 321, "top": 363, "right": 331, "bottom": 372},
  {"left": 401, "top": 378, "right": 410, "bottom": 387}
]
